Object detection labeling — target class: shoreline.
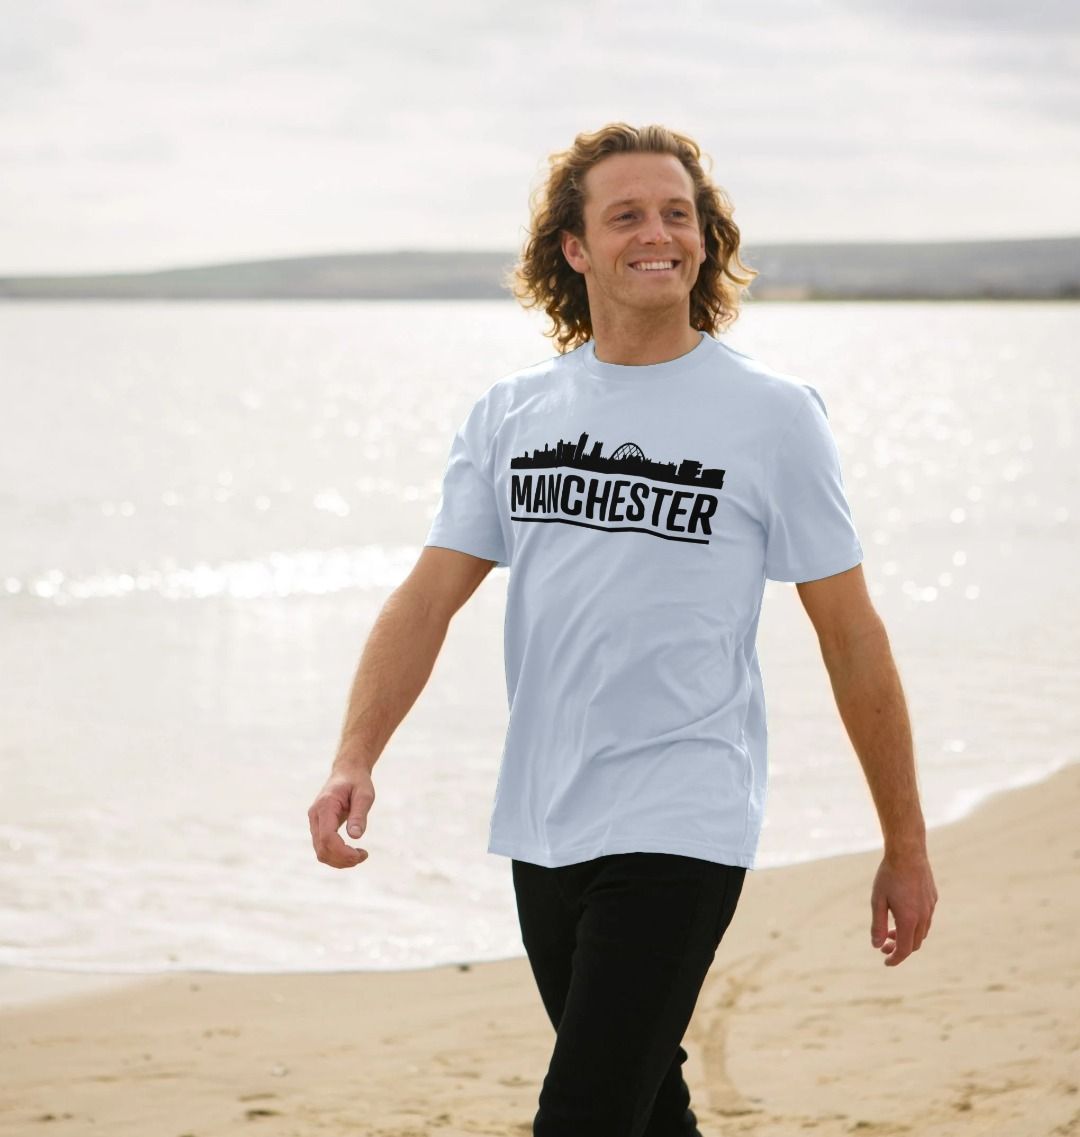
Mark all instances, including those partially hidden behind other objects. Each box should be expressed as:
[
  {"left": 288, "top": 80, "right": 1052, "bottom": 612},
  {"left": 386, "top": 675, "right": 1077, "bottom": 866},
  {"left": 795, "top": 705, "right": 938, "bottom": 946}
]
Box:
[
  {"left": 2, "top": 761, "right": 1078, "bottom": 1135},
  {"left": 2, "top": 757, "right": 1073, "bottom": 999}
]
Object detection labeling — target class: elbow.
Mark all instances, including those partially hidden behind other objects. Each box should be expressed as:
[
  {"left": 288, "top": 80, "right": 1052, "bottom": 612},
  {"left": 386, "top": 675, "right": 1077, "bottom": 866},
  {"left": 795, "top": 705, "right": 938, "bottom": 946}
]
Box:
[{"left": 819, "top": 611, "right": 888, "bottom": 663}]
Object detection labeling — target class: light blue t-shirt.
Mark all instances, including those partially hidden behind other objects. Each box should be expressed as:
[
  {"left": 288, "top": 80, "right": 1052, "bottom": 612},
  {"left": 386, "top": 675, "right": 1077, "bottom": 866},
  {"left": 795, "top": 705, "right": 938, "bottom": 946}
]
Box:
[{"left": 424, "top": 330, "right": 864, "bottom": 870}]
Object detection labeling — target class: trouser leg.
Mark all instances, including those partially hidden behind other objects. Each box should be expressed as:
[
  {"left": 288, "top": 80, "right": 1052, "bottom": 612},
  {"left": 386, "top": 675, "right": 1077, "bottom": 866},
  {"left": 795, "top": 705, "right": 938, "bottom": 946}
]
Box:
[
  {"left": 512, "top": 853, "right": 746, "bottom": 1137},
  {"left": 639, "top": 1044, "right": 699, "bottom": 1137}
]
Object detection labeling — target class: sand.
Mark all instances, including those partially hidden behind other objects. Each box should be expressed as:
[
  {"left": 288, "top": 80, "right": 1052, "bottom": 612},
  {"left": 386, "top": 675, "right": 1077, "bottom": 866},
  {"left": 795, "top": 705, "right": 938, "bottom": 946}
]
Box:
[{"left": 1, "top": 763, "right": 1077, "bottom": 1137}]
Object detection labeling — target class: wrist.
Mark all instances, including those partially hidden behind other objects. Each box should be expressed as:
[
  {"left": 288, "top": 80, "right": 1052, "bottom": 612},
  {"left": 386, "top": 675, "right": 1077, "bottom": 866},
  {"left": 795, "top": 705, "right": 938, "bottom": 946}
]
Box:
[
  {"left": 332, "top": 748, "right": 376, "bottom": 777},
  {"left": 884, "top": 829, "right": 928, "bottom": 860}
]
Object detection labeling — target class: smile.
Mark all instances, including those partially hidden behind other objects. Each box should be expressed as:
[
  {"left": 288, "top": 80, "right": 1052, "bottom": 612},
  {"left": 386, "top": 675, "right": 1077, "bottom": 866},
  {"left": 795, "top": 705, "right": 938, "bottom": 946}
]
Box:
[{"left": 629, "top": 260, "right": 680, "bottom": 273}]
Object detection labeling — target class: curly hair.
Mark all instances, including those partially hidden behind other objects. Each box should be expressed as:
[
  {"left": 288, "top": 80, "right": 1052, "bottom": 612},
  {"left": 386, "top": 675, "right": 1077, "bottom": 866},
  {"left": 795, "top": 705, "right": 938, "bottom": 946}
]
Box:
[{"left": 502, "top": 122, "right": 758, "bottom": 354}]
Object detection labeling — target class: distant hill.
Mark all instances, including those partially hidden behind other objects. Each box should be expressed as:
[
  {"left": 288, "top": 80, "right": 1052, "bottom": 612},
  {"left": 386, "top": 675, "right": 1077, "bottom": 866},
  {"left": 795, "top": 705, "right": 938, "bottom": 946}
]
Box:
[{"left": 0, "top": 235, "right": 1077, "bottom": 300}]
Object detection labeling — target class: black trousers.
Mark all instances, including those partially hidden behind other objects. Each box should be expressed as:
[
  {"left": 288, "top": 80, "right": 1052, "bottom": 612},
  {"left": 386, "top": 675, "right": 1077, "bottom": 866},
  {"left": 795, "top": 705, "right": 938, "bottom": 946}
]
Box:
[{"left": 512, "top": 851, "right": 747, "bottom": 1137}]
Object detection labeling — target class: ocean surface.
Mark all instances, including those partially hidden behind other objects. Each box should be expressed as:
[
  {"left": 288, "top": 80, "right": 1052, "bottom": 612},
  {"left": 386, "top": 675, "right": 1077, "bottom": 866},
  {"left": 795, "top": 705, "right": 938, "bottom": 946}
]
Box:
[{"left": 0, "top": 298, "right": 1076, "bottom": 975}]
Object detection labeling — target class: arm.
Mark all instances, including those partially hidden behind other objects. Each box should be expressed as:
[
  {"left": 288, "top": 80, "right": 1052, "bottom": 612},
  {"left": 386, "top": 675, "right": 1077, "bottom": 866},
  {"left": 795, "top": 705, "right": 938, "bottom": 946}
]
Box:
[
  {"left": 307, "top": 546, "right": 498, "bottom": 869},
  {"left": 796, "top": 565, "right": 939, "bottom": 967}
]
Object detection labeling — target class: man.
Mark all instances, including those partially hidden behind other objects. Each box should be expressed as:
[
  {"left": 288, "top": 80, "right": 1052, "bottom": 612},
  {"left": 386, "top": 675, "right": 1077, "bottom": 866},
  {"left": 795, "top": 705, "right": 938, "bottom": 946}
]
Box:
[{"left": 308, "top": 122, "right": 938, "bottom": 1136}]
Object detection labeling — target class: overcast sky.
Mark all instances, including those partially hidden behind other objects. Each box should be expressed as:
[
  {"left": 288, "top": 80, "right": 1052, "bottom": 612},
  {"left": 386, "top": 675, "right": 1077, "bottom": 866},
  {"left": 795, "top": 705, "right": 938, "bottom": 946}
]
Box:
[{"left": 3, "top": 0, "right": 1078, "bottom": 275}]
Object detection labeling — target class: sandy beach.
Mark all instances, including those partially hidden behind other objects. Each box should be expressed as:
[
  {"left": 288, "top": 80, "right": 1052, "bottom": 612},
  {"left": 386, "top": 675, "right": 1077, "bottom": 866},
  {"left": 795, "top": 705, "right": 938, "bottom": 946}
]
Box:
[{"left": 1, "top": 762, "right": 1077, "bottom": 1137}]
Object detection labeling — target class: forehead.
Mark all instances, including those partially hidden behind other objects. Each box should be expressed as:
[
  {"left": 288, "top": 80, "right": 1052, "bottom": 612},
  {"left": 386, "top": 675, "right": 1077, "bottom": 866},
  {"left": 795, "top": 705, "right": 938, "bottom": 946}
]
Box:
[{"left": 584, "top": 152, "right": 695, "bottom": 210}]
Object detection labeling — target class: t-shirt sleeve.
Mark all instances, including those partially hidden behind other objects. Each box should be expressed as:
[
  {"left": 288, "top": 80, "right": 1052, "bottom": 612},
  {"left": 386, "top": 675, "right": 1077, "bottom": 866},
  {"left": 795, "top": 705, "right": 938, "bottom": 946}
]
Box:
[
  {"left": 763, "top": 384, "right": 864, "bottom": 583},
  {"left": 424, "top": 393, "right": 510, "bottom": 569}
]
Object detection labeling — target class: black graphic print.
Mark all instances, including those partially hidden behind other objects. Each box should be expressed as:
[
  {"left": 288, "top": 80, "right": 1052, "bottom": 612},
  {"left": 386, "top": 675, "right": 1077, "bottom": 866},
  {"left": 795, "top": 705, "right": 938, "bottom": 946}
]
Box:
[{"left": 510, "top": 430, "right": 726, "bottom": 545}]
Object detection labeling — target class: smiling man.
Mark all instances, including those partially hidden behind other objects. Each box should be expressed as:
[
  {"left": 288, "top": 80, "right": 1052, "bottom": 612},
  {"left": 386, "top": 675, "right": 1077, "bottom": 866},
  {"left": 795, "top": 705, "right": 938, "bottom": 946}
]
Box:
[{"left": 309, "top": 121, "right": 938, "bottom": 1136}]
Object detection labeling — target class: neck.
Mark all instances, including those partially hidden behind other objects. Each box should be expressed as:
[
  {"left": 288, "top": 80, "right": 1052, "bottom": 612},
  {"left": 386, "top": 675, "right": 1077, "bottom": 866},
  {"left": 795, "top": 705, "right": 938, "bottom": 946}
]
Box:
[{"left": 589, "top": 319, "right": 703, "bottom": 367}]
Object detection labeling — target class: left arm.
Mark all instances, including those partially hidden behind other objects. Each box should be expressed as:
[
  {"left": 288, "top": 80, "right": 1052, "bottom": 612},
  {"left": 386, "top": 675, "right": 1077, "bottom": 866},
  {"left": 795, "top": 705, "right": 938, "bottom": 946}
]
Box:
[{"left": 797, "top": 564, "right": 939, "bottom": 968}]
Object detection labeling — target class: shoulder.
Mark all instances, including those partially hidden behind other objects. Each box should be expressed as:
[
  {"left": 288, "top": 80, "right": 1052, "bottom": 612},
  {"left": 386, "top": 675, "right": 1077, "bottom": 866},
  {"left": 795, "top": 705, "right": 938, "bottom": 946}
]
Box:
[
  {"left": 711, "top": 337, "right": 823, "bottom": 422},
  {"left": 456, "top": 348, "right": 573, "bottom": 452},
  {"left": 477, "top": 343, "right": 582, "bottom": 412}
]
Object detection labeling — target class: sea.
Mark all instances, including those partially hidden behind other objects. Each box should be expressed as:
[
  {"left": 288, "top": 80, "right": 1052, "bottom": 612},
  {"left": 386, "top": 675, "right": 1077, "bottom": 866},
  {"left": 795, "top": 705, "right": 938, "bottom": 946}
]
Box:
[{"left": 0, "top": 297, "right": 1076, "bottom": 977}]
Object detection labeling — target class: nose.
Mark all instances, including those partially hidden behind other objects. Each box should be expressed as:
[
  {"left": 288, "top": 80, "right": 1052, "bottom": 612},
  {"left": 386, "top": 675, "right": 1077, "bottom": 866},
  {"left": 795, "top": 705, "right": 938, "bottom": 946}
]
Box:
[{"left": 638, "top": 210, "right": 674, "bottom": 244}]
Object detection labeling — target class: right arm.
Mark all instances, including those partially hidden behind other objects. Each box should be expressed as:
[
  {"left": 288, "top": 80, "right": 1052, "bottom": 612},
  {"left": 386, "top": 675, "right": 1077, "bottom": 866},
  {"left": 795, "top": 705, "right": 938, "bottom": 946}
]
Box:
[{"left": 307, "top": 546, "right": 498, "bottom": 868}]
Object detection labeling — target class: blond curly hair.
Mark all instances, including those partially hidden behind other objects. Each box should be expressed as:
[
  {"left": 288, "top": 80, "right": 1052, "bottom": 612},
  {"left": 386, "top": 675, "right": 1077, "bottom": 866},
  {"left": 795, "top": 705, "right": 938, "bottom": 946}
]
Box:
[{"left": 502, "top": 122, "right": 758, "bottom": 354}]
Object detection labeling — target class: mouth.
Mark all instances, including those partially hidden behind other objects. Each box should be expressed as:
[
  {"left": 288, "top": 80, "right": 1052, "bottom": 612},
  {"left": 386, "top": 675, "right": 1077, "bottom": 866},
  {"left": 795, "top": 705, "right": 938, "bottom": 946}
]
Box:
[{"left": 629, "top": 259, "right": 681, "bottom": 274}]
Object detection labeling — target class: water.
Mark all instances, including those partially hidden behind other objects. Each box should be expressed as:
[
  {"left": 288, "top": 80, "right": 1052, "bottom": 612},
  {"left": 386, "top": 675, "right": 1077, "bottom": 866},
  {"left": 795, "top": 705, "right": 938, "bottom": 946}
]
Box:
[{"left": 0, "top": 298, "right": 1077, "bottom": 975}]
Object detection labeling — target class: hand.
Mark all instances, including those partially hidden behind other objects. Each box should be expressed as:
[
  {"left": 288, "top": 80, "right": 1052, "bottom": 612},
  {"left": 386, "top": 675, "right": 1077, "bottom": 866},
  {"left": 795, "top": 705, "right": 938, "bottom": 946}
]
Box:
[
  {"left": 308, "top": 765, "right": 375, "bottom": 869},
  {"left": 870, "top": 849, "right": 938, "bottom": 967}
]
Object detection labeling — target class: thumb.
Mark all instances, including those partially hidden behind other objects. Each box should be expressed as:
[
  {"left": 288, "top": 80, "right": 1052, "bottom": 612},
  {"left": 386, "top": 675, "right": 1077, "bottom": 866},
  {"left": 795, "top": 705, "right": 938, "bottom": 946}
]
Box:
[{"left": 346, "top": 799, "right": 369, "bottom": 837}]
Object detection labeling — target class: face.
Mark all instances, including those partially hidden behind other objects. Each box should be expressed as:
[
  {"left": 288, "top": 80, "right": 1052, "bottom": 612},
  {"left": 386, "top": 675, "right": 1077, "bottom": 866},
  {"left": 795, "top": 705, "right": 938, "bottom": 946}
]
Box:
[{"left": 561, "top": 151, "right": 707, "bottom": 323}]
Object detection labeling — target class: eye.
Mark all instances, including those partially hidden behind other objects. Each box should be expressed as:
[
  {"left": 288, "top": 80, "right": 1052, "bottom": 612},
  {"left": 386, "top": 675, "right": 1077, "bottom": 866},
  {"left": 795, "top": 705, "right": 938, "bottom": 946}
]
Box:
[{"left": 613, "top": 209, "right": 691, "bottom": 221}]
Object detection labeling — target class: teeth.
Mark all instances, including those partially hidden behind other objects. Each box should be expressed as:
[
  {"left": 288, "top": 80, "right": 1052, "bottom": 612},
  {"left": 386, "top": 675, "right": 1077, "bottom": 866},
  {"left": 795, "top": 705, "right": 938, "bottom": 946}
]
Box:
[{"left": 632, "top": 261, "right": 675, "bottom": 271}]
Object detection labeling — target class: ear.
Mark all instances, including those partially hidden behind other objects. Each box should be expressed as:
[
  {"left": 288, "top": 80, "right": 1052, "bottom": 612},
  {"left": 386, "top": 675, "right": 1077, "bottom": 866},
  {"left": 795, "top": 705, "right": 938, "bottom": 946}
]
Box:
[{"left": 561, "top": 230, "right": 587, "bottom": 274}]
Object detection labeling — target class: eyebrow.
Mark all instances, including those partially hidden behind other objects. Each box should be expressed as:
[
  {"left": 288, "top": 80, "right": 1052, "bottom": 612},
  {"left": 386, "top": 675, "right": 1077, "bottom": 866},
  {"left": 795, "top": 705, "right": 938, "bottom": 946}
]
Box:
[{"left": 602, "top": 196, "right": 695, "bottom": 213}]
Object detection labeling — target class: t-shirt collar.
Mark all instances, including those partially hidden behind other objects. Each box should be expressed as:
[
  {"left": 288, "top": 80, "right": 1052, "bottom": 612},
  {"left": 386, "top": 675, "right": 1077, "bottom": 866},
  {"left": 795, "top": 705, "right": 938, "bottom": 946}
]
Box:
[{"left": 581, "top": 330, "right": 713, "bottom": 382}]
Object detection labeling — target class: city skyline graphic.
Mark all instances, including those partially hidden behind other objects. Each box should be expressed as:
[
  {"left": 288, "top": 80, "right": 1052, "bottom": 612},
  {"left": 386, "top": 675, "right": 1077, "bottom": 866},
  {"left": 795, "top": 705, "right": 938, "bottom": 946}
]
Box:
[{"left": 509, "top": 429, "right": 726, "bottom": 489}]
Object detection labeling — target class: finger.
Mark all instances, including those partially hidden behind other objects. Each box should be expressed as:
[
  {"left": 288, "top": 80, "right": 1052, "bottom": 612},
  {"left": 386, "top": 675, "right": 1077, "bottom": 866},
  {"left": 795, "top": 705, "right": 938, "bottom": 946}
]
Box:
[
  {"left": 331, "top": 831, "right": 368, "bottom": 867},
  {"left": 325, "top": 832, "right": 368, "bottom": 864},
  {"left": 885, "top": 913, "right": 916, "bottom": 967},
  {"left": 312, "top": 800, "right": 363, "bottom": 868},
  {"left": 311, "top": 799, "right": 339, "bottom": 858},
  {"left": 912, "top": 898, "right": 936, "bottom": 950},
  {"left": 337, "top": 814, "right": 369, "bottom": 863},
  {"left": 308, "top": 803, "right": 334, "bottom": 859},
  {"left": 871, "top": 891, "right": 889, "bottom": 948}
]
